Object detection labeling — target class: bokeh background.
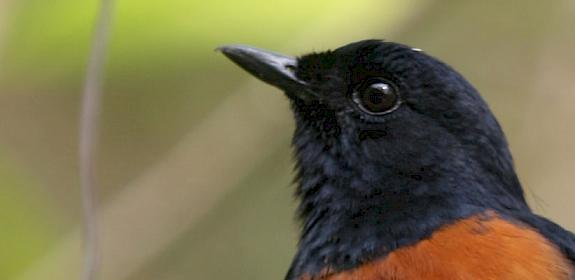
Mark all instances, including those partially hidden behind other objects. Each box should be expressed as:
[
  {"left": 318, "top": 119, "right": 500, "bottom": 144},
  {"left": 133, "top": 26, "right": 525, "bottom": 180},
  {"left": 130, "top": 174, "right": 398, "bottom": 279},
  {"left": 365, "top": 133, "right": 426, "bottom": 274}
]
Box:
[{"left": 0, "top": 0, "right": 574, "bottom": 279}]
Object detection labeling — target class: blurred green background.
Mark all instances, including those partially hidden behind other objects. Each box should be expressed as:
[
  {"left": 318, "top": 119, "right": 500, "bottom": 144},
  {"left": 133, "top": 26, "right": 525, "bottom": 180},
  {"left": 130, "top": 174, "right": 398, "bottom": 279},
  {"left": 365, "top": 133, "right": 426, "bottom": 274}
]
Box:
[{"left": 0, "top": 0, "right": 574, "bottom": 279}]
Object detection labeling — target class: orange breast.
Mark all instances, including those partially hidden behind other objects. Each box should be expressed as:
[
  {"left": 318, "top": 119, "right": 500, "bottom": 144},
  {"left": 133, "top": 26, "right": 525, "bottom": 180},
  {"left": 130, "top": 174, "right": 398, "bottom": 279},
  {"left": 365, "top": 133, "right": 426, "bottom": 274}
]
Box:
[{"left": 300, "top": 212, "right": 574, "bottom": 280}]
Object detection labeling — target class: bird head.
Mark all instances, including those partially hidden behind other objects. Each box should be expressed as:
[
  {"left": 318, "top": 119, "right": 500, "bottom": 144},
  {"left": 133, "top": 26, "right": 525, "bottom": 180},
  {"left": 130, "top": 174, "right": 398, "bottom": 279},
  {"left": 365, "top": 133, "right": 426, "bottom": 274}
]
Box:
[
  {"left": 219, "top": 40, "right": 523, "bottom": 204},
  {"left": 220, "top": 39, "right": 533, "bottom": 277}
]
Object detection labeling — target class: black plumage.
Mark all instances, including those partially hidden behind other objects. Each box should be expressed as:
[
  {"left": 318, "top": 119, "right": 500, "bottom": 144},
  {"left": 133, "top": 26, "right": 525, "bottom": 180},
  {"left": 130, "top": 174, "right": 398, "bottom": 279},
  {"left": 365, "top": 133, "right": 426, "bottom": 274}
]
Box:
[{"left": 219, "top": 40, "right": 575, "bottom": 280}]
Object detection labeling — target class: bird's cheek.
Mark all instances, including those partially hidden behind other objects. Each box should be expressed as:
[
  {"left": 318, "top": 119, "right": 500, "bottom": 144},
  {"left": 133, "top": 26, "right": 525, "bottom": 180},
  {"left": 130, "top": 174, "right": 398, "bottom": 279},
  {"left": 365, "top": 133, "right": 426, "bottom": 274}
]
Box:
[
  {"left": 358, "top": 137, "right": 393, "bottom": 164},
  {"left": 322, "top": 118, "right": 341, "bottom": 136},
  {"left": 358, "top": 129, "right": 389, "bottom": 141}
]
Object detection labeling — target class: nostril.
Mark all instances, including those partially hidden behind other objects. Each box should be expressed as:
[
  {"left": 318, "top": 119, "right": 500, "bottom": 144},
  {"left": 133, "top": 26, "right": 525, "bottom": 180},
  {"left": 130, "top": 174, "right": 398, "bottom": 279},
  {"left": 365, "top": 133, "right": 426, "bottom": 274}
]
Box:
[{"left": 285, "top": 64, "right": 297, "bottom": 73}]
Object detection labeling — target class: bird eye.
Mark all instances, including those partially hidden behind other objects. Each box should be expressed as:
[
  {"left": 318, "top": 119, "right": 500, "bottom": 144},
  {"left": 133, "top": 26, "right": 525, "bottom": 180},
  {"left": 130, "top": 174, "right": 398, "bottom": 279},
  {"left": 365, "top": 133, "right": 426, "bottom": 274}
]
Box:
[{"left": 352, "top": 79, "right": 400, "bottom": 115}]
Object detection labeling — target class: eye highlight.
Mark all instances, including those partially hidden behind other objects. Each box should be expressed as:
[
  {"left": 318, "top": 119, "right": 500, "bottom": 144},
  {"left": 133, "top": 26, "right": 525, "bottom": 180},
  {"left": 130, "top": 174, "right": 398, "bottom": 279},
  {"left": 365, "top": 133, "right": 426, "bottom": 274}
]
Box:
[{"left": 352, "top": 78, "right": 400, "bottom": 115}]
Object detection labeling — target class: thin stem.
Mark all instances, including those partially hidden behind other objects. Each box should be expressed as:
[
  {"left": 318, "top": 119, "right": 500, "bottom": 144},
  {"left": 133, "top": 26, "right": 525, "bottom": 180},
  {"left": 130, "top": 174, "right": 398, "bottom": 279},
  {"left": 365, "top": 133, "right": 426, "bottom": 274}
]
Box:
[{"left": 79, "top": 1, "right": 114, "bottom": 280}]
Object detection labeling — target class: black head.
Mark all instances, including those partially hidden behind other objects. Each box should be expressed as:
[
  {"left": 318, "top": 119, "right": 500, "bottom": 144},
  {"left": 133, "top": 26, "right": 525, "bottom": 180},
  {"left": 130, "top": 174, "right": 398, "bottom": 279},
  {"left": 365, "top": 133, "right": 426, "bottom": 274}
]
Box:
[
  {"left": 220, "top": 40, "right": 525, "bottom": 204},
  {"left": 219, "top": 40, "right": 530, "bottom": 278}
]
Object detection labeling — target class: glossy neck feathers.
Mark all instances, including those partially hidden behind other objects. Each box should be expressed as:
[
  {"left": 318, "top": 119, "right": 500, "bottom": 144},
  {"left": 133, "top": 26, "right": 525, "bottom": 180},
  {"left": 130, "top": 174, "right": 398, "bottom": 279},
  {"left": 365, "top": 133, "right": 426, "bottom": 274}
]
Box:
[{"left": 285, "top": 98, "right": 528, "bottom": 279}]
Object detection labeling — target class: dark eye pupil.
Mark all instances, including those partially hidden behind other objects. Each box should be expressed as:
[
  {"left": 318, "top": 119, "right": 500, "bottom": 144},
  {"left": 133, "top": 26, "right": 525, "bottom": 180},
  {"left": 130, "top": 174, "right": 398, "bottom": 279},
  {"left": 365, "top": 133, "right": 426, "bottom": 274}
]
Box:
[
  {"left": 353, "top": 81, "right": 399, "bottom": 114},
  {"left": 366, "top": 85, "right": 386, "bottom": 104}
]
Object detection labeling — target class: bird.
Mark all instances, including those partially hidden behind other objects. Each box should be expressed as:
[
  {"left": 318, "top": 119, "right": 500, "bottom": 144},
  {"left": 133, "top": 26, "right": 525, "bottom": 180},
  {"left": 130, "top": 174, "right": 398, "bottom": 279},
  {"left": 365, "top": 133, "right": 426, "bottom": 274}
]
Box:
[{"left": 218, "top": 40, "right": 575, "bottom": 279}]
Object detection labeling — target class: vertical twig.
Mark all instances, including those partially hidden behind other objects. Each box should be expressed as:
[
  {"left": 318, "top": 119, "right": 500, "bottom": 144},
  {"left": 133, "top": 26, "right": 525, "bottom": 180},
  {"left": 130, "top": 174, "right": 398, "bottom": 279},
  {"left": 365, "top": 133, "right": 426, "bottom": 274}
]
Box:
[{"left": 79, "top": 0, "right": 114, "bottom": 280}]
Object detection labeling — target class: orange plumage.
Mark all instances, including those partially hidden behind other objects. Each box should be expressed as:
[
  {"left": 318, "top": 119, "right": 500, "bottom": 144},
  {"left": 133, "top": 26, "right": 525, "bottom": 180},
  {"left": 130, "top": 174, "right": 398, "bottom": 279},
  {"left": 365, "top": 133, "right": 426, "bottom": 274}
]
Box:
[{"left": 301, "top": 212, "right": 574, "bottom": 280}]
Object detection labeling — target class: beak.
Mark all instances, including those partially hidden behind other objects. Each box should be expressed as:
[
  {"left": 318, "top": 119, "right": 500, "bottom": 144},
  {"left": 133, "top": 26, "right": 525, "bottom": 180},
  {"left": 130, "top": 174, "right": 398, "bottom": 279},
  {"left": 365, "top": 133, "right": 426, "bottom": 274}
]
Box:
[{"left": 217, "top": 45, "right": 313, "bottom": 100}]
